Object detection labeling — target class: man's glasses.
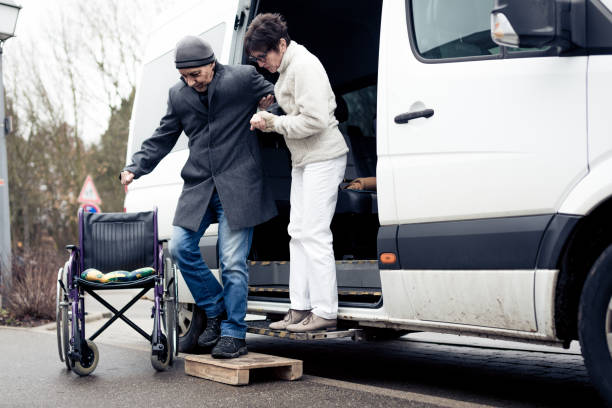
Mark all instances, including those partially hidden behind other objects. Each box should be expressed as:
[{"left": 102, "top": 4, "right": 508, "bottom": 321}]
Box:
[{"left": 248, "top": 51, "right": 268, "bottom": 63}]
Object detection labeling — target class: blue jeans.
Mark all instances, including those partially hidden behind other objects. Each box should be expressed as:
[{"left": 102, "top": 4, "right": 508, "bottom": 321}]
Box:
[{"left": 170, "top": 191, "right": 253, "bottom": 339}]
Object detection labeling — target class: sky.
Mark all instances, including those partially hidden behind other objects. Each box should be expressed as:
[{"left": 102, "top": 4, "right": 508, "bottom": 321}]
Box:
[
  {"left": 2, "top": 0, "right": 179, "bottom": 144},
  {"left": 10, "top": 0, "right": 43, "bottom": 38},
  {"left": 4, "top": 0, "right": 116, "bottom": 144}
]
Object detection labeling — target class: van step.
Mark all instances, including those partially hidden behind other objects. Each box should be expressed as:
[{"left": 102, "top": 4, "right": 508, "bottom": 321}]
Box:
[
  {"left": 248, "top": 286, "right": 382, "bottom": 297},
  {"left": 246, "top": 320, "right": 365, "bottom": 341}
]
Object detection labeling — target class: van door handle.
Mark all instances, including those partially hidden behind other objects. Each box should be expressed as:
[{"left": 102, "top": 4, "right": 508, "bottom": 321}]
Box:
[{"left": 394, "top": 109, "right": 434, "bottom": 124}]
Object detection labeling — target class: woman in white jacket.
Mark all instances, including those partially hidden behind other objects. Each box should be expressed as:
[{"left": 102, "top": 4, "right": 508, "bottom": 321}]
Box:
[{"left": 247, "top": 13, "right": 348, "bottom": 332}]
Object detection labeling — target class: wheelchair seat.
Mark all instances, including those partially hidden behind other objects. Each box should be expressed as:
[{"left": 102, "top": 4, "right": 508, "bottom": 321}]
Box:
[
  {"left": 77, "top": 266, "right": 157, "bottom": 289},
  {"left": 75, "top": 275, "right": 158, "bottom": 290},
  {"left": 82, "top": 266, "right": 156, "bottom": 282}
]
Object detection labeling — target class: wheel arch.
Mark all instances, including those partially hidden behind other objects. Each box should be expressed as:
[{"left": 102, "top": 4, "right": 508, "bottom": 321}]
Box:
[
  {"left": 554, "top": 195, "right": 612, "bottom": 341},
  {"left": 559, "top": 155, "right": 612, "bottom": 216}
]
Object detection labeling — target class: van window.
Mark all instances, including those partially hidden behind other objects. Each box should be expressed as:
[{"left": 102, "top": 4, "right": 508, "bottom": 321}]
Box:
[
  {"left": 343, "top": 85, "right": 377, "bottom": 139},
  {"left": 130, "top": 23, "right": 226, "bottom": 155},
  {"left": 409, "top": 0, "right": 500, "bottom": 60}
]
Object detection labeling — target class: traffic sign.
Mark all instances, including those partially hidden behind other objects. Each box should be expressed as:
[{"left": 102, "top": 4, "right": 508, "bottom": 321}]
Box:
[
  {"left": 78, "top": 175, "right": 102, "bottom": 204},
  {"left": 82, "top": 203, "right": 101, "bottom": 213}
]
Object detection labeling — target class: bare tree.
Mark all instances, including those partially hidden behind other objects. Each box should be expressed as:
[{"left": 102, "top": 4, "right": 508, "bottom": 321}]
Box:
[{"left": 5, "top": 0, "right": 181, "bottom": 251}]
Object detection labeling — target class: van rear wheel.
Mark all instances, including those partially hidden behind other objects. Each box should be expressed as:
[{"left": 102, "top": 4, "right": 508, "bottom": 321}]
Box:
[
  {"left": 177, "top": 302, "right": 206, "bottom": 353},
  {"left": 578, "top": 244, "right": 612, "bottom": 406}
]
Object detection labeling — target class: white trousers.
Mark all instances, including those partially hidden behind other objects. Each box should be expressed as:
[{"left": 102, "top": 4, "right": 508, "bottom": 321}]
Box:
[{"left": 288, "top": 154, "right": 347, "bottom": 319}]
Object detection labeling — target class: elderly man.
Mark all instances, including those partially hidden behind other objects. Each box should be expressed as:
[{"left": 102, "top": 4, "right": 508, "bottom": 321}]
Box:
[{"left": 120, "top": 36, "right": 276, "bottom": 358}]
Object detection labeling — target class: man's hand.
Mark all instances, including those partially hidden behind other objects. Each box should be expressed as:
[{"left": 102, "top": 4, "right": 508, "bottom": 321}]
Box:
[
  {"left": 250, "top": 113, "right": 266, "bottom": 131},
  {"left": 120, "top": 171, "right": 135, "bottom": 186},
  {"left": 258, "top": 94, "right": 274, "bottom": 110}
]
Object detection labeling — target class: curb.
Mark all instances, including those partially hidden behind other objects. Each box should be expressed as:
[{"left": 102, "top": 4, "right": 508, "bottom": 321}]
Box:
[{"left": 33, "top": 311, "right": 112, "bottom": 332}]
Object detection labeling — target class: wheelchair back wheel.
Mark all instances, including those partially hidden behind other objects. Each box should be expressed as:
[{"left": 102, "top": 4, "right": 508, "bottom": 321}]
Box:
[
  {"left": 60, "top": 306, "right": 70, "bottom": 371},
  {"left": 56, "top": 267, "right": 70, "bottom": 370},
  {"left": 165, "top": 297, "right": 178, "bottom": 359},
  {"left": 71, "top": 339, "right": 99, "bottom": 376},
  {"left": 164, "top": 260, "right": 179, "bottom": 357},
  {"left": 56, "top": 268, "right": 64, "bottom": 362}
]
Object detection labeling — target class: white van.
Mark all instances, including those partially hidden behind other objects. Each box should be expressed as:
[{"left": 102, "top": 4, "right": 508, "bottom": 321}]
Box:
[{"left": 125, "top": 0, "right": 612, "bottom": 402}]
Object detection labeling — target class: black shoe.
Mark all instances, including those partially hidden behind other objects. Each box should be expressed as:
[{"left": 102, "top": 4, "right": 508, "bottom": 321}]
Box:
[
  {"left": 211, "top": 336, "right": 248, "bottom": 359},
  {"left": 197, "top": 313, "right": 224, "bottom": 348}
]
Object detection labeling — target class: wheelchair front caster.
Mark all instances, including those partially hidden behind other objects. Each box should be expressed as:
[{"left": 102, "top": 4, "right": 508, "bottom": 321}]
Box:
[
  {"left": 151, "top": 334, "right": 172, "bottom": 371},
  {"left": 71, "top": 339, "right": 99, "bottom": 376}
]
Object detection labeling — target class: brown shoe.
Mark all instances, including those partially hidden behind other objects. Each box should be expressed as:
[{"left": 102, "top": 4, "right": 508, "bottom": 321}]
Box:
[
  {"left": 286, "top": 312, "right": 337, "bottom": 333},
  {"left": 269, "top": 309, "right": 310, "bottom": 330}
]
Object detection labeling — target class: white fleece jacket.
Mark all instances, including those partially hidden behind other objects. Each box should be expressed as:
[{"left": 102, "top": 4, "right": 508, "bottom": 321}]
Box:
[{"left": 259, "top": 41, "right": 348, "bottom": 167}]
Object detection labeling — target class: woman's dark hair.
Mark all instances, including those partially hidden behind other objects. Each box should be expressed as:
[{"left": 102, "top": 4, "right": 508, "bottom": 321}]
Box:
[{"left": 244, "top": 13, "right": 291, "bottom": 54}]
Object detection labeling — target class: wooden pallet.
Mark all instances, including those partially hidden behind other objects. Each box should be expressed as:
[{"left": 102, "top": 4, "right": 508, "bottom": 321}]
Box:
[{"left": 184, "top": 352, "right": 302, "bottom": 386}]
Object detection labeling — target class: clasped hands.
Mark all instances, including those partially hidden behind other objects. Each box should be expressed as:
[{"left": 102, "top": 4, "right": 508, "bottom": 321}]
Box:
[{"left": 251, "top": 94, "right": 276, "bottom": 132}]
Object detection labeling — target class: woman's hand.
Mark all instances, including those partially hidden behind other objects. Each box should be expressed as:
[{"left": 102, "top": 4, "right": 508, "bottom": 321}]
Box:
[
  {"left": 250, "top": 111, "right": 278, "bottom": 132},
  {"left": 250, "top": 113, "right": 267, "bottom": 131},
  {"left": 258, "top": 94, "right": 275, "bottom": 110}
]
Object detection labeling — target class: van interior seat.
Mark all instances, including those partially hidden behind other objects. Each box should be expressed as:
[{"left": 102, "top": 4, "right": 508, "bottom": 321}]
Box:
[
  {"left": 335, "top": 94, "right": 377, "bottom": 215},
  {"left": 336, "top": 189, "right": 377, "bottom": 214}
]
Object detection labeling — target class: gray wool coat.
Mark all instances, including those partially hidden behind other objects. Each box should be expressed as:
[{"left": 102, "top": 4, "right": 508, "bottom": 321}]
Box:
[{"left": 124, "top": 62, "right": 278, "bottom": 231}]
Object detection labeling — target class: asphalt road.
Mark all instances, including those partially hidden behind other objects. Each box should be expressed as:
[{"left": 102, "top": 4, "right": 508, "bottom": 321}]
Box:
[
  {"left": 247, "top": 334, "right": 599, "bottom": 407},
  {"left": 0, "top": 328, "right": 434, "bottom": 408},
  {"left": 2, "top": 290, "right": 607, "bottom": 407}
]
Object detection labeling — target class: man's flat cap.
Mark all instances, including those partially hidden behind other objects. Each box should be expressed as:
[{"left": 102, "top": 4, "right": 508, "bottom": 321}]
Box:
[{"left": 175, "top": 36, "right": 215, "bottom": 69}]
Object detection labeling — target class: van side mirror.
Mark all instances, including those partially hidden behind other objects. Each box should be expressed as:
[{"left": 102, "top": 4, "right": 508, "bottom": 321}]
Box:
[
  {"left": 492, "top": 0, "right": 612, "bottom": 52},
  {"left": 490, "top": 0, "right": 578, "bottom": 49}
]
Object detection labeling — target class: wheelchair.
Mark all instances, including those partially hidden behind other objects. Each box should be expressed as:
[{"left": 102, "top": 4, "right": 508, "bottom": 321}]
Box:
[{"left": 55, "top": 209, "right": 178, "bottom": 375}]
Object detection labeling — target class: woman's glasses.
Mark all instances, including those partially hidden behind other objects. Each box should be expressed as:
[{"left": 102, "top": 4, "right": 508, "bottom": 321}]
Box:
[{"left": 248, "top": 51, "right": 268, "bottom": 63}]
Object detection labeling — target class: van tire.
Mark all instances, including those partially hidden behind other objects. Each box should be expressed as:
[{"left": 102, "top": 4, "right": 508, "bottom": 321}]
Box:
[
  {"left": 177, "top": 302, "right": 206, "bottom": 353},
  {"left": 578, "top": 244, "right": 612, "bottom": 406}
]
